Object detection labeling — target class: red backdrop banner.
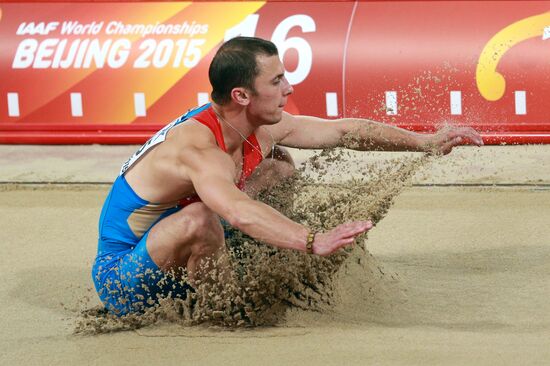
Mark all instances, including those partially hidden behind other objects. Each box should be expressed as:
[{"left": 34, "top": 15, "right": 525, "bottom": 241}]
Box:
[{"left": 1, "top": 1, "right": 549, "bottom": 144}]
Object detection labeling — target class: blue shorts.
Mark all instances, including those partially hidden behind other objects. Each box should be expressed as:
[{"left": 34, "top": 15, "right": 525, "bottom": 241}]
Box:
[{"left": 92, "top": 232, "right": 192, "bottom": 316}]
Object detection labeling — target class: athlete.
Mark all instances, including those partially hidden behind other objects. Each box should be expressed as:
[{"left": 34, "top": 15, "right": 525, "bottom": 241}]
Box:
[{"left": 92, "top": 37, "right": 483, "bottom": 315}]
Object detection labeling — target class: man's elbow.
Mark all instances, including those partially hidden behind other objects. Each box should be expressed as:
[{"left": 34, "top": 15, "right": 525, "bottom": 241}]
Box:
[
  {"left": 224, "top": 211, "right": 243, "bottom": 229},
  {"left": 223, "top": 201, "right": 253, "bottom": 230}
]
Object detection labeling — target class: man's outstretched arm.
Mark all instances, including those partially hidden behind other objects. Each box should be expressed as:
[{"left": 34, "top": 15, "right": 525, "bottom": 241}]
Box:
[{"left": 270, "top": 113, "right": 483, "bottom": 154}]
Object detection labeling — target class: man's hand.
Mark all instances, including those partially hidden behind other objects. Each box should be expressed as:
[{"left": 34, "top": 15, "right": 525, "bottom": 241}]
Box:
[
  {"left": 313, "top": 221, "right": 373, "bottom": 256},
  {"left": 422, "top": 126, "right": 484, "bottom": 155}
]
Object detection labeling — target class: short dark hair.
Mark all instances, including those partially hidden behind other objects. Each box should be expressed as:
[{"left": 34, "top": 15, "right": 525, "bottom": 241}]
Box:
[{"left": 209, "top": 37, "right": 279, "bottom": 105}]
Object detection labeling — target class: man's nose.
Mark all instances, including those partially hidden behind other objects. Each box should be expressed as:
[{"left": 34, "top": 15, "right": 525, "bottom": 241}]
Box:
[{"left": 282, "top": 77, "right": 293, "bottom": 95}]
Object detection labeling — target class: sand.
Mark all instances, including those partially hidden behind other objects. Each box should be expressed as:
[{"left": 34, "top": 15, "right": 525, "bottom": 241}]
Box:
[{"left": 1, "top": 145, "right": 549, "bottom": 365}]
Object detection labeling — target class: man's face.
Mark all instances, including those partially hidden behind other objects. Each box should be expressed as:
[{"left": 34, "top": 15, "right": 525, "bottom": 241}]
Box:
[{"left": 246, "top": 54, "right": 293, "bottom": 125}]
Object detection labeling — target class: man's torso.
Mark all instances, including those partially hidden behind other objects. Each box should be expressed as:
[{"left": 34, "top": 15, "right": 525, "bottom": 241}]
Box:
[{"left": 124, "top": 104, "right": 266, "bottom": 204}]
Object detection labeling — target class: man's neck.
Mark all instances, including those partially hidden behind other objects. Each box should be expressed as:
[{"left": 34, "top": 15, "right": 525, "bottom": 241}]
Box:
[{"left": 212, "top": 103, "right": 258, "bottom": 152}]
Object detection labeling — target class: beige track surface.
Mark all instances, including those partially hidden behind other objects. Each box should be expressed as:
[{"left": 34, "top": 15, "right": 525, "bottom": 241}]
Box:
[{"left": 1, "top": 145, "right": 549, "bottom": 365}]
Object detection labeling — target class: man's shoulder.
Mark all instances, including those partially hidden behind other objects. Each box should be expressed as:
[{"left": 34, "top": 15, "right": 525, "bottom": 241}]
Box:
[
  {"left": 170, "top": 122, "right": 234, "bottom": 174},
  {"left": 167, "top": 118, "right": 218, "bottom": 148}
]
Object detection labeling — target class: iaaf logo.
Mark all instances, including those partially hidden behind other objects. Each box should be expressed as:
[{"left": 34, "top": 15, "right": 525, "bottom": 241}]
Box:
[{"left": 476, "top": 12, "right": 550, "bottom": 102}]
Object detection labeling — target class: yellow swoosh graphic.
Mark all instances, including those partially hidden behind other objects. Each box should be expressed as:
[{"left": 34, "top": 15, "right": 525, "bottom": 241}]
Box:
[{"left": 476, "top": 12, "right": 550, "bottom": 101}]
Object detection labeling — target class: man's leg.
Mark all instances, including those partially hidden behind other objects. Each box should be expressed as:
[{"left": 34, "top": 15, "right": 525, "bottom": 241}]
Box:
[
  {"left": 96, "top": 203, "right": 228, "bottom": 315},
  {"left": 245, "top": 145, "right": 296, "bottom": 198},
  {"left": 145, "top": 202, "right": 228, "bottom": 285}
]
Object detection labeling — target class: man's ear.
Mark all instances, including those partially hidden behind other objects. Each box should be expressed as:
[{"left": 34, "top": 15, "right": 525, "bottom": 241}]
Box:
[{"left": 231, "top": 87, "right": 250, "bottom": 106}]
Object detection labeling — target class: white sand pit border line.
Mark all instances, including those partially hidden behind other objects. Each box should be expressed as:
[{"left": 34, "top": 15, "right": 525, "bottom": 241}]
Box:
[{"left": 2, "top": 182, "right": 550, "bottom": 192}]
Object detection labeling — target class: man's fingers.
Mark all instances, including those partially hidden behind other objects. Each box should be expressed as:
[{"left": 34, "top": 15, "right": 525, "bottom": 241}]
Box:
[
  {"left": 331, "top": 237, "right": 357, "bottom": 253},
  {"left": 337, "top": 221, "right": 372, "bottom": 237},
  {"left": 440, "top": 137, "right": 462, "bottom": 155},
  {"left": 316, "top": 221, "right": 374, "bottom": 256},
  {"left": 465, "top": 129, "right": 484, "bottom": 146},
  {"left": 339, "top": 237, "right": 356, "bottom": 245},
  {"left": 332, "top": 222, "right": 373, "bottom": 246},
  {"left": 443, "top": 127, "right": 484, "bottom": 147},
  {"left": 455, "top": 127, "right": 484, "bottom": 146}
]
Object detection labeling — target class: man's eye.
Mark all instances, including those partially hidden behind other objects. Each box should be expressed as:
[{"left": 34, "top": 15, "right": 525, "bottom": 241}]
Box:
[{"left": 273, "top": 79, "right": 281, "bottom": 85}]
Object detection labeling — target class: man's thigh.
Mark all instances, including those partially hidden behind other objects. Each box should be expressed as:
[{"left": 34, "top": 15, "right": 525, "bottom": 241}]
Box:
[
  {"left": 118, "top": 231, "right": 192, "bottom": 311},
  {"left": 95, "top": 202, "right": 227, "bottom": 315},
  {"left": 94, "top": 232, "right": 192, "bottom": 316}
]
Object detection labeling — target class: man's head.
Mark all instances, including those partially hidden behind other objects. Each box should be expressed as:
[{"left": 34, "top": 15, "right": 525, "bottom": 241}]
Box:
[
  {"left": 209, "top": 37, "right": 293, "bottom": 124},
  {"left": 210, "top": 37, "right": 277, "bottom": 105}
]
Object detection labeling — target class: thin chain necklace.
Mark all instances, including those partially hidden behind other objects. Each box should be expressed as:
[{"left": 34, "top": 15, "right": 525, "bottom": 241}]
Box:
[{"left": 213, "top": 109, "right": 275, "bottom": 159}]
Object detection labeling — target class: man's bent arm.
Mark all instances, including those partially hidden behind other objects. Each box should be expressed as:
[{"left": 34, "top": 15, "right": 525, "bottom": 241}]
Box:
[
  {"left": 183, "top": 145, "right": 371, "bottom": 255},
  {"left": 182, "top": 146, "right": 311, "bottom": 252}
]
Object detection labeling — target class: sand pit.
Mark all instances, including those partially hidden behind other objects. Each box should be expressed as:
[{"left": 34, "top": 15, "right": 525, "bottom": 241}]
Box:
[{"left": 1, "top": 146, "right": 549, "bottom": 365}]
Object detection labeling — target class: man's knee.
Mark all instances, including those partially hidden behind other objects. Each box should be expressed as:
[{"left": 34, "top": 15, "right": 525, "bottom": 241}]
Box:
[
  {"left": 272, "top": 145, "right": 295, "bottom": 167},
  {"left": 146, "top": 202, "right": 225, "bottom": 271},
  {"left": 262, "top": 159, "right": 294, "bottom": 182},
  {"left": 260, "top": 146, "right": 296, "bottom": 178},
  {"left": 180, "top": 203, "right": 225, "bottom": 253}
]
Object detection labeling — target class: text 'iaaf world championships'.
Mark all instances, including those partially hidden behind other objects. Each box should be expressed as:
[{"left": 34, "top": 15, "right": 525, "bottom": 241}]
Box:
[{"left": 16, "top": 21, "right": 209, "bottom": 38}]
